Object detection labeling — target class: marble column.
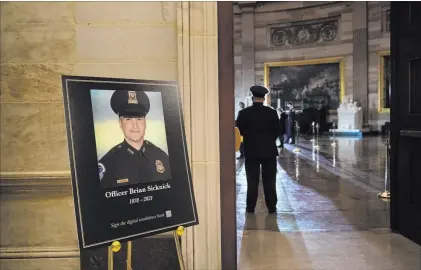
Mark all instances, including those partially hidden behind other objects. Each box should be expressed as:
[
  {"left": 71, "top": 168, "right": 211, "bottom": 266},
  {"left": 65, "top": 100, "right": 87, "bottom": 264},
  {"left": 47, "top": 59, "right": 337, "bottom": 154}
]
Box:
[
  {"left": 239, "top": 3, "right": 256, "bottom": 101},
  {"left": 352, "top": 2, "right": 369, "bottom": 126}
]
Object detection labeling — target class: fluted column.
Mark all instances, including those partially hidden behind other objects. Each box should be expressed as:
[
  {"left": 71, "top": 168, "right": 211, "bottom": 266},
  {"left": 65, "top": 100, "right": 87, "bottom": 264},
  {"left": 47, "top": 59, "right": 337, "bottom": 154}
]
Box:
[{"left": 177, "top": 2, "right": 221, "bottom": 269}]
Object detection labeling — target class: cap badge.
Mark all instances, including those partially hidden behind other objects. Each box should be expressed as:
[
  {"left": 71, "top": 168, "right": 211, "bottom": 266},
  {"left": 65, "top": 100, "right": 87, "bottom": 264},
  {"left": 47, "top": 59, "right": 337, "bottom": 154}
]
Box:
[
  {"left": 155, "top": 160, "right": 165, "bottom": 174},
  {"left": 128, "top": 91, "right": 138, "bottom": 104}
]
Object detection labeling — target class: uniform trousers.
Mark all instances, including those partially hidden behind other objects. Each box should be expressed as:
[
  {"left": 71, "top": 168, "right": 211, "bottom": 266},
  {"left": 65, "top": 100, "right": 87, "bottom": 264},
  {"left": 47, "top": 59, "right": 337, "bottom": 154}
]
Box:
[{"left": 244, "top": 157, "right": 277, "bottom": 211}]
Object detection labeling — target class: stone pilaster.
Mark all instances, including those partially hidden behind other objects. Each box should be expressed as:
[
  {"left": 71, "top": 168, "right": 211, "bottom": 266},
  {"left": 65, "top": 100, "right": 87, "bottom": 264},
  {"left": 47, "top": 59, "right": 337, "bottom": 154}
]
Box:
[
  {"left": 239, "top": 2, "right": 256, "bottom": 101},
  {"left": 177, "top": 2, "right": 221, "bottom": 269},
  {"left": 352, "top": 2, "right": 369, "bottom": 125}
]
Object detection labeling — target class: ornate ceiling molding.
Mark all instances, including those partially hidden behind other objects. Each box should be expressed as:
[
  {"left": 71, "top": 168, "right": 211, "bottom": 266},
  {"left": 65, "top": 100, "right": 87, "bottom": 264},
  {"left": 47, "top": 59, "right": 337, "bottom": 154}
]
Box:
[{"left": 271, "top": 19, "right": 339, "bottom": 47}]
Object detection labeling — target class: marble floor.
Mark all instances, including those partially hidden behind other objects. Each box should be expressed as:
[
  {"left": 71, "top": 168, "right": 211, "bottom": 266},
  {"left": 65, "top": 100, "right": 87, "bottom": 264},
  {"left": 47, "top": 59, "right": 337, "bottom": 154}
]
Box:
[{"left": 236, "top": 136, "right": 420, "bottom": 270}]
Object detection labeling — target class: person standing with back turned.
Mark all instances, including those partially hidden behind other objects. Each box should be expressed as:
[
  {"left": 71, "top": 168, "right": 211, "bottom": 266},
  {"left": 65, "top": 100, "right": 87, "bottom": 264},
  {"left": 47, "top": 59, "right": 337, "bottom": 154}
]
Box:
[{"left": 236, "top": 85, "right": 280, "bottom": 214}]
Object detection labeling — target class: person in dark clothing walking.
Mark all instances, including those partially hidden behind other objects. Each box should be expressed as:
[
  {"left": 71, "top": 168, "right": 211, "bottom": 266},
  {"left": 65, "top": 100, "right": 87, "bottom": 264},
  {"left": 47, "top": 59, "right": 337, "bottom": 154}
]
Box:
[
  {"left": 237, "top": 102, "right": 246, "bottom": 159},
  {"left": 236, "top": 85, "right": 280, "bottom": 214},
  {"left": 277, "top": 108, "right": 287, "bottom": 149},
  {"left": 284, "top": 104, "right": 296, "bottom": 144}
]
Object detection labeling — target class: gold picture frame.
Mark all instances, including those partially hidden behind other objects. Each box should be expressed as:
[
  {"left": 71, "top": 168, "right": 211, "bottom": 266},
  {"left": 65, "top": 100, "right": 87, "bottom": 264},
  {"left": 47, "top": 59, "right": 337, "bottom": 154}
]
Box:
[
  {"left": 378, "top": 50, "right": 391, "bottom": 113},
  {"left": 263, "top": 57, "right": 345, "bottom": 110}
]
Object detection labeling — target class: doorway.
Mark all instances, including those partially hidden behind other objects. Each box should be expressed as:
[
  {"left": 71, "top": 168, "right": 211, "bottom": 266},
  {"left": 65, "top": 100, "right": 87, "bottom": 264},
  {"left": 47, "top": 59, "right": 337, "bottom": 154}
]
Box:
[{"left": 218, "top": 2, "right": 421, "bottom": 270}]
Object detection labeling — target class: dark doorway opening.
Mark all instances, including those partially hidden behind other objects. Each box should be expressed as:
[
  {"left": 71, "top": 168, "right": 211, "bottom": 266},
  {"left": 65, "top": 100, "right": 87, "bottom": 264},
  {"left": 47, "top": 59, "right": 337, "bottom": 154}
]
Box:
[{"left": 218, "top": 2, "right": 421, "bottom": 270}]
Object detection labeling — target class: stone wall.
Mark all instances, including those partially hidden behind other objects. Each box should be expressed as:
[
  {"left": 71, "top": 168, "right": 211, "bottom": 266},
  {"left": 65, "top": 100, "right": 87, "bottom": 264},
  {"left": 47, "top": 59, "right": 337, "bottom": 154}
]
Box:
[
  {"left": 234, "top": 1, "right": 390, "bottom": 130},
  {"left": 0, "top": 2, "right": 220, "bottom": 270},
  {"left": 367, "top": 1, "right": 391, "bottom": 129}
]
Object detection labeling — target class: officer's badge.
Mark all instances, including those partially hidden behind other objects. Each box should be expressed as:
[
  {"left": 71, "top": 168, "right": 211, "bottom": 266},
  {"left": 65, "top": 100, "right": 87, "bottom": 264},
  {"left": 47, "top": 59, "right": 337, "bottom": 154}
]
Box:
[
  {"left": 98, "top": 163, "right": 106, "bottom": 180},
  {"left": 155, "top": 160, "right": 165, "bottom": 173},
  {"left": 128, "top": 91, "right": 138, "bottom": 104}
]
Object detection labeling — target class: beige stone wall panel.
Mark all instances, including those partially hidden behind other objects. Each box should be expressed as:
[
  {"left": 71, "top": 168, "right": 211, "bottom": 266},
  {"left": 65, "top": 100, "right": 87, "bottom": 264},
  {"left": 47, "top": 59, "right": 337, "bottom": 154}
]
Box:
[
  {"left": 73, "top": 62, "right": 177, "bottom": 81},
  {"left": 74, "top": 2, "right": 177, "bottom": 25},
  {"left": 0, "top": 193, "right": 77, "bottom": 247},
  {"left": 0, "top": 258, "right": 79, "bottom": 270},
  {"left": 0, "top": 24, "right": 76, "bottom": 64},
  {"left": 0, "top": 2, "right": 75, "bottom": 24},
  {"left": 0, "top": 63, "right": 74, "bottom": 103},
  {"left": 0, "top": 103, "right": 69, "bottom": 172},
  {"left": 75, "top": 25, "right": 177, "bottom": 63}
]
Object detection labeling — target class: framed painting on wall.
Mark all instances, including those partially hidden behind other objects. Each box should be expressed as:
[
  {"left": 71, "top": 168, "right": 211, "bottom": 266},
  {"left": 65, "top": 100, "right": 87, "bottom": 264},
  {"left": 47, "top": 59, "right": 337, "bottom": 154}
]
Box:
[
  {"left": 378, "top": 51, "right": 391, "bottom": 113},
  {"left": 263, "top": 57, "right": 345, "bottom": 111}
]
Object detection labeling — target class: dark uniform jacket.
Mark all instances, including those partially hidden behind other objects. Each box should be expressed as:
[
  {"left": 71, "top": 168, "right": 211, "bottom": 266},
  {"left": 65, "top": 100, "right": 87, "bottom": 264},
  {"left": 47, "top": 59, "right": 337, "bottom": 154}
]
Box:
[
  {"left": 236, "top": 103, "right": 280, "bottom": 158},
  {"left": 98, "top": 140, "right": 171, "bottom": 188},
  {"left": 279, "top": 112, "right": 288, "bottom": 135}
]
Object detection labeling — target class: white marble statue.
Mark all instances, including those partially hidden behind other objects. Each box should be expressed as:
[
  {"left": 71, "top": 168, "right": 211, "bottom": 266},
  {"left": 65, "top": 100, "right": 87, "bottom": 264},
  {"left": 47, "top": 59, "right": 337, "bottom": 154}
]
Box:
[
  {"left": 244, "top": 92, "right": 253, "bottom": 107},
  {"left": 337, "top": 98, "right": 363, "bottom": 130}
]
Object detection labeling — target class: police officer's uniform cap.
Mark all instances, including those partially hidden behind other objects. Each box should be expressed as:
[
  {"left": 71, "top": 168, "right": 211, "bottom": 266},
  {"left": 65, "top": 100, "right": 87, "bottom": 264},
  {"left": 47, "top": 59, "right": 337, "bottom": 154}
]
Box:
[
  {"left": 250, "top": 85, "right": 269, "bottom": 98},
  {"left": 110, "top": 90, "right": 150, "bottom": 117}
]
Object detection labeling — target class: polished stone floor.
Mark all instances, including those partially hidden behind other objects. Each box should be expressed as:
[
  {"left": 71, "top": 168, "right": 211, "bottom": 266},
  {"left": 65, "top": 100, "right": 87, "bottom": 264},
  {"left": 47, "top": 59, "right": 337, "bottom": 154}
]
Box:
[{"left": 236, "top": 136, "right": 420, "bottom": 270}]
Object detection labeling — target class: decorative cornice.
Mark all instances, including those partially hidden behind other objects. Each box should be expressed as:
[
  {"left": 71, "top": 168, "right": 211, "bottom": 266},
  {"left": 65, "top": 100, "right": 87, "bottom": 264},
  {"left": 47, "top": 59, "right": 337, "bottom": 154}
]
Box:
[
  {"left": 255, "top": 1, "right": 281, "bottom": 8},
  {"left": 0, "top": 246, "right": 79, "bottom": 259},
  {"left": 237, "top": 1, "right": 257, "bottom": 8},
  {"left": 255, "top": 1, "right": 344, "bottom": 13},
  {"left": 270, "top": 19, "right": 339, "bottom": 47},
  {"left": 237, "top": 1, "right": 257, "bottom": 12},
  {"left": 0, "top": 171, "right": 72, "bottom": 194}
]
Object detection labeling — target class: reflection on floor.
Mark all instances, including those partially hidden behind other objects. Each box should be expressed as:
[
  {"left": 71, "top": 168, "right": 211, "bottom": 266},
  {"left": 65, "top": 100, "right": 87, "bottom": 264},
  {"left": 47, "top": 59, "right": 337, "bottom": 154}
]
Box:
[{"left": 236, "top": 136, "right": 420, "bottom": 270}]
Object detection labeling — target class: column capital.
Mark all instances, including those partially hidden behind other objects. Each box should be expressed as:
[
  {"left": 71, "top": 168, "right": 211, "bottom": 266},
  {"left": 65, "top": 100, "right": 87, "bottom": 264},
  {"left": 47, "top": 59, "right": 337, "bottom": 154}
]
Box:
[{"left": 237, "top": 1, "right": 257, "bottom": 12}]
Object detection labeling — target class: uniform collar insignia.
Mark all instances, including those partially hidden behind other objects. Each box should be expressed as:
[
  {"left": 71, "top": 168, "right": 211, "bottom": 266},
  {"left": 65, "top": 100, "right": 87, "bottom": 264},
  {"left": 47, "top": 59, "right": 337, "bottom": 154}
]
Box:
[
  {"left": 122, "top": 140, "right": 147, "bottom": 154},
  {"left": 117, "top": 178, "right": 129, "bottom": 184}
]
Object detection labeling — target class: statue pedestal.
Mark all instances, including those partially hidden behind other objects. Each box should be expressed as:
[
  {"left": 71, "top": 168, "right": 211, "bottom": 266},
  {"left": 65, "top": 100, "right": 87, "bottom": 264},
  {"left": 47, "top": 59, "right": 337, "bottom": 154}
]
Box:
[{"left": 337, "top": 109, "right": 363, "bottom": 130}]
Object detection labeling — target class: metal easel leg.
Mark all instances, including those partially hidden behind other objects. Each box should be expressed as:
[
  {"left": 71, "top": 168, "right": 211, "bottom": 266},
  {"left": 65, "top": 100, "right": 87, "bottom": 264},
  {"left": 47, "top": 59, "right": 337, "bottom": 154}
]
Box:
[
  {"left": 108, "top": 245, "right": 114, "bottom": 270},
  {"left": 174, "top": 227, "right": 186, "bottom": 270},
  {"left": 126, "top": 241, "right": 132, "bottom": 270}
]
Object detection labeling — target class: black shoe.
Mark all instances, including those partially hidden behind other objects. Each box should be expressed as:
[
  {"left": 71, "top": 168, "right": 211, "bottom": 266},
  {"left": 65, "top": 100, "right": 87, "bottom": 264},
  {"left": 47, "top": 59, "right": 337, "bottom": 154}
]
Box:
[
  {"left": 246, "top": 208, "right": 255, "bottom": 214},
  {"left": 268, "top": 208, "right": 276, "bottom": 214}
]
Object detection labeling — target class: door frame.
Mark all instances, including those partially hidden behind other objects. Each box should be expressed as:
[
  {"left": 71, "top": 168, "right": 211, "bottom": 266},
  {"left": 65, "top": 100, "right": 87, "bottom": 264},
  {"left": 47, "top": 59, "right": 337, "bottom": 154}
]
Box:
[
  {"left": 217, "top": 2, "right": 237, "bottom": 270},
  {"left": 217, "top": 3, "right": 418, "bottom": 268},
  {"left": 389, "top": 1, "right": 398, "bottom": 233}
]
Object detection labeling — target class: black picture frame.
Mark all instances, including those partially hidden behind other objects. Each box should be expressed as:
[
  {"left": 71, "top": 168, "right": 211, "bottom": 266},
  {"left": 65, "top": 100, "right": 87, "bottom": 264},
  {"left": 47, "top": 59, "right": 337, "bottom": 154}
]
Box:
[{"left": 61, "top": 75, "right": 198, "bottom": 249}]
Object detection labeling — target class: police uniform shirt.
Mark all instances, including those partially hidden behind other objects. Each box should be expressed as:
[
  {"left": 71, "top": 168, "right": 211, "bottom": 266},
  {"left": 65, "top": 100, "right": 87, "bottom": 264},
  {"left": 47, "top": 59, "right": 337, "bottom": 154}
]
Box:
[
  {"left": 98, "top": 140, "right": 171, "bottom": 188},
  {"left": 97, "top": 89, "right": 172, "bottom": 188},
  {"left": 236, "top": 85, "right": 280, "bottom": 159}
]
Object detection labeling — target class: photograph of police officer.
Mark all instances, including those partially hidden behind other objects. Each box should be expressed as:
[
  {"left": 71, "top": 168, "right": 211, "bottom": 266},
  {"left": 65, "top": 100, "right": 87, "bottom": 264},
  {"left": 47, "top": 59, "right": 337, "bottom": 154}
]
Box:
[{"left": 91, "top": 89, "right": 172, "bottom": 188}]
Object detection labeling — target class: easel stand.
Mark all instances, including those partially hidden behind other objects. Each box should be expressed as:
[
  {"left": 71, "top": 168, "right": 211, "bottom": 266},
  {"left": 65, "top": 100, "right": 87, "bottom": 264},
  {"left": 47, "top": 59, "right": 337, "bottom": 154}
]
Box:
[
  {"left": 378, "top": 139, "right": 391, "bottom": 199},
  {"left": 313, "top": 123, "right": 320, "bottom": 150},
  {"left": 331, "top": 122, "right": 336, "bottom": 147},
  {"left": 107, "top": 226, "right": 185, "bottom": 270},
  {"left": 311, "top": 122, "right": 315, "bottom": 142}
]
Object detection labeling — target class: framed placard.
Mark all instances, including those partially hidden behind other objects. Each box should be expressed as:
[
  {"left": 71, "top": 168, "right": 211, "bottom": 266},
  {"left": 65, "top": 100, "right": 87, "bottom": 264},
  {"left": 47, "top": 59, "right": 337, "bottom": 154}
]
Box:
[{"left": 62, "top": 75, "right": 198, "bottom": 249}]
